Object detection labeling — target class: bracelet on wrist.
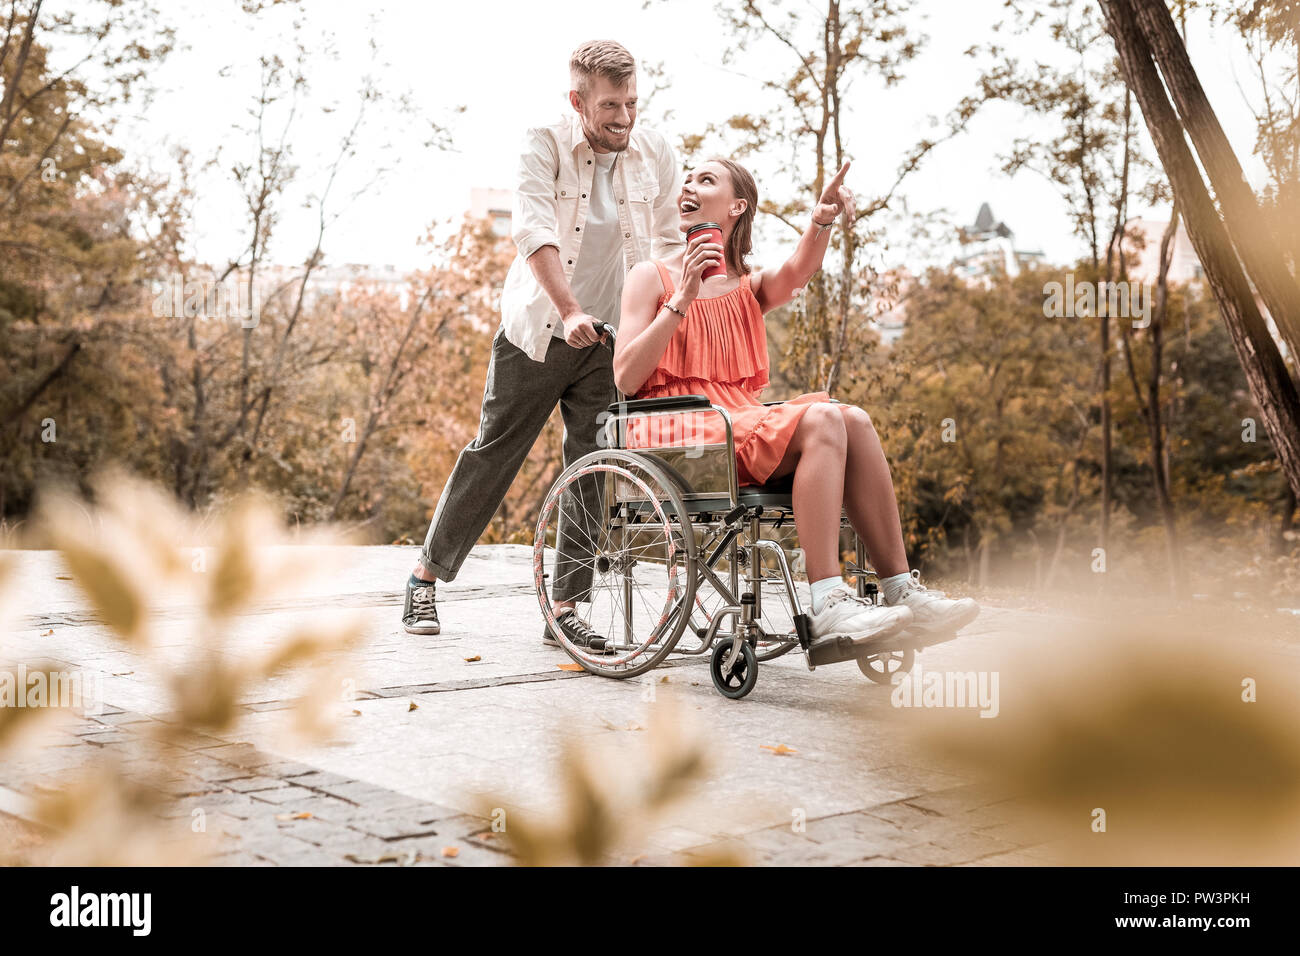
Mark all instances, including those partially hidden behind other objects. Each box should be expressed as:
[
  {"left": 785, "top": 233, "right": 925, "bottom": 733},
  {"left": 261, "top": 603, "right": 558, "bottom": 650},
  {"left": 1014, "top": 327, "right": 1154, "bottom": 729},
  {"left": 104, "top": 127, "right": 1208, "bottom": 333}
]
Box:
[{"left": 662, "top": 301, "right": 687, "bottom": 319}]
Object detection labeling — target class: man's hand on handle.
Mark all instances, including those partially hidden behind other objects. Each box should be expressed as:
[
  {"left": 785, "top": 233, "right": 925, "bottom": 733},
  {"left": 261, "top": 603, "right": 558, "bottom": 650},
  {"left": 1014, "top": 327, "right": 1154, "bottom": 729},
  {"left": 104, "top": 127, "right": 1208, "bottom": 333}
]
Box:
[{"left": 561, "top": 311, "right": 609, "bottom": 347}]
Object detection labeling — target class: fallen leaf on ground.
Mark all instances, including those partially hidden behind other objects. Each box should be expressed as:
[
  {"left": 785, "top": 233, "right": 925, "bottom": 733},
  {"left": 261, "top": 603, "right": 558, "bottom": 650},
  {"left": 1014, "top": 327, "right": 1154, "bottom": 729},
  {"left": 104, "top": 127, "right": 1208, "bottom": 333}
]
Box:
[
  {"left": 760, "top": 744, "right": 799, "bottom": 756},
  {"left": 598, "top": 716, "right": 644, "bottom": 732},
  {"left": 346, "top": 850, "right": 421, "bottom": 866},
  {"left": 275, "top": 811, "right": 313, "bottom": 821},
  {"left": 348, "top": 709, "right": 362, "bottom": 717},
  {"left": 463, "top": 655, "right": 481, "bottom": 663},
  {"left": 41, "top": 629, "right": 53, "bottom": 636},
  {"left": 408, "top": 701, "right": 418, "bottom": 711},
  {"left": 441, "top": 846, "right": 459, "bottom": 858},
  {"left": 557, "top": 662, "right": 585, "bottom": 671},
  {"left": 473, "top": 831, "right": 496, "bottom": 842}
]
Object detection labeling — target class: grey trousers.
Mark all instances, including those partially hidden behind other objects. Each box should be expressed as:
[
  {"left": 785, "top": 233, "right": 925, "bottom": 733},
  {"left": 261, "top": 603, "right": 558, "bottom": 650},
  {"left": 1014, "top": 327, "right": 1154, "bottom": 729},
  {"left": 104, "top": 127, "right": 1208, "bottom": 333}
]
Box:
[{"left": 420, "top": 326, "right": 614, "bottom": 602}]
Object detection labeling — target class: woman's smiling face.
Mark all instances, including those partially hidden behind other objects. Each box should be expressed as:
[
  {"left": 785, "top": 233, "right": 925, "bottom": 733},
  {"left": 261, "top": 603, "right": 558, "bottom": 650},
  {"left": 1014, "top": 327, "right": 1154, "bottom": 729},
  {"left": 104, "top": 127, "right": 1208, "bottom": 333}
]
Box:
[{"left": 678, "top": 161, "right": 744, "bottom": 233}]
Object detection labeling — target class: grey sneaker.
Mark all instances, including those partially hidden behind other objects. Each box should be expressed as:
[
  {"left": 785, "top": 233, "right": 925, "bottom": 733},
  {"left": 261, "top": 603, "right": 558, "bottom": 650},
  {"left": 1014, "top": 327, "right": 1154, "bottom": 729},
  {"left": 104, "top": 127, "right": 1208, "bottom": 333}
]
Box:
[
  {"left": 403, "top": 578, "right": 440, "bottom": 635},
  {"left": 543, "top": 610, "right": 611, "bottom": 653}
]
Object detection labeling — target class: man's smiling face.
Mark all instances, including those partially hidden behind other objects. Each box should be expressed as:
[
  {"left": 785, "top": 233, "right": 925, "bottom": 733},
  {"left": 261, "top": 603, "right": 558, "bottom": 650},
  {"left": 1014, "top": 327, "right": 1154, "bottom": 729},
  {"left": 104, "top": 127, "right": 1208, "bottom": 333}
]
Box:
[{"left": 571, "top": 74, "right": 637, "bottom": 154}]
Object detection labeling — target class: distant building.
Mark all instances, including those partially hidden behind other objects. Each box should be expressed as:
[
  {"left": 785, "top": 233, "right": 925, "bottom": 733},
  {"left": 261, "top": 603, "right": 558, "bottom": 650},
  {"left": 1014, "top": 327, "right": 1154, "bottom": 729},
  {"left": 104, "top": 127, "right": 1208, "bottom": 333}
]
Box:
[
  {"left": 953, "top": 202, "right": 1047, "bottom": 279},
  {"left": 470, "top": 187, "right": 512, "bottom": 238},
  {"left": 1121, "top": 217, "right": 1292, "bottom": 359},
  {"left": 193, "top": 187, "right": 518, "bottom": 319},
  {"left": 1119, "top": 218, "right": 1203, "bottom": 285},
  {"left": 868, "top": 268, "right": 916, "bottom": 348},
  {"left": 873, "top": 203, "right": 1044, "bottom": 348},
  {"left": 255, "top": 262, "right": 414, "bottom": 309}
]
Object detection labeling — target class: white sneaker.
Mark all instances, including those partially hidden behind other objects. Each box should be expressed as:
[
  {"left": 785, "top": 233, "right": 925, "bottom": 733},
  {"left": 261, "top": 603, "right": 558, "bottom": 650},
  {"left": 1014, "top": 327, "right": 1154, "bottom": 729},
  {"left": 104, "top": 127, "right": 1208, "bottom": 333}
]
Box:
[
  {"left": 886, "top": 570, "right": 980, "bottom": 634},
  {"left": 809, "top": 585, "right": 913, "bottom": 646}
]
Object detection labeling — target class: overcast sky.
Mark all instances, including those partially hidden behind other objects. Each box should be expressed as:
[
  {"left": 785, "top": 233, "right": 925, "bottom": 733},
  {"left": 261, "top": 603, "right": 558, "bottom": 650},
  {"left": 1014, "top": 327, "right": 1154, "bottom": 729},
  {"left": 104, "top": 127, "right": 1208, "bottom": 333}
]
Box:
[{"left": 97, "top": 0, "right": 1268, "bottom": 273}]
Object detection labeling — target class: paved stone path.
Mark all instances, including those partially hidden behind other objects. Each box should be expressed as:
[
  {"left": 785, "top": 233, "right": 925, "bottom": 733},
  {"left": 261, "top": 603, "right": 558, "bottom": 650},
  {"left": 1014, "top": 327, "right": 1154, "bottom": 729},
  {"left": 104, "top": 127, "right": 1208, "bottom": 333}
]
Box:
[{"left": 2, "top": 545, "right": 1066, "bottom": 865}]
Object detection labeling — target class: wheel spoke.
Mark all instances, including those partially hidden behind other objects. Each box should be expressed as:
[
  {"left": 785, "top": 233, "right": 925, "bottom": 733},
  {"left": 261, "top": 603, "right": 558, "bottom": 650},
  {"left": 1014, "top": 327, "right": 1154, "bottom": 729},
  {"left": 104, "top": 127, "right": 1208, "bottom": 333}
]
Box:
[{"left": 536, "top": 455, "right": 694, "bottom": 676}]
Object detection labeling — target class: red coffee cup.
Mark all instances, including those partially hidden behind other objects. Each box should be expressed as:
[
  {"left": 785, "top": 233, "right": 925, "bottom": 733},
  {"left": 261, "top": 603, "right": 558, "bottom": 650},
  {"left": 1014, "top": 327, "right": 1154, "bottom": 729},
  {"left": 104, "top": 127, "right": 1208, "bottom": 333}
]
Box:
[{"left": 686, "top": 222, "right": 727, "bottom": 280}]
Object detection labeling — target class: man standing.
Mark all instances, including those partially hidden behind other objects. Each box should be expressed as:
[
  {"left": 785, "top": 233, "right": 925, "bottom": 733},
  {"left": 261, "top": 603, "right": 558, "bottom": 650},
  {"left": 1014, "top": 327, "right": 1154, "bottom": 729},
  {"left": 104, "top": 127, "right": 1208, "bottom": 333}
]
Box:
[{"left": 403, "top": 40, "right": 684, "bottom": 650}]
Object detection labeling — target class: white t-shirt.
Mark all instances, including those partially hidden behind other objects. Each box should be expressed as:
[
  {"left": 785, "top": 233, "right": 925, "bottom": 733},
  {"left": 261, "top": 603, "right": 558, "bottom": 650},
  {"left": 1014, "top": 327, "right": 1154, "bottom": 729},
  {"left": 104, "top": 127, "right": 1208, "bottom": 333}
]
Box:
[{"left": 556, "top": 149, "right": 624, "bottom": 337}]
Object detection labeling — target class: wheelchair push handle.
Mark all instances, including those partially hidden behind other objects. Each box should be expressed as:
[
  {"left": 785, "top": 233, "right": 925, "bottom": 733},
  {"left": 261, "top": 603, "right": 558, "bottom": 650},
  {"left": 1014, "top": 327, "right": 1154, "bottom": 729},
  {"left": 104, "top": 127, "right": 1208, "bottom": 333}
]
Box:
[{"left": 595, "top": 321, "right": 616, "bottom": 346}]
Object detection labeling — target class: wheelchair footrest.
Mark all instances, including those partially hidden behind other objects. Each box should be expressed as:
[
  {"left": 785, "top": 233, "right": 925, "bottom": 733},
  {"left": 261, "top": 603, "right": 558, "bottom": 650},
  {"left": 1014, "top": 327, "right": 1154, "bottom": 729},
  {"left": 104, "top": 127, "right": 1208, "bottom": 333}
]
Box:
[
  {"left": 808, "top": 631, "right": 947, "bottom": 667},
  {"left": 807, "top": 635, "right": 871, "bottom": 667},
  {"left": 904, "top": 629, "right": 961, "bottom": 652}
]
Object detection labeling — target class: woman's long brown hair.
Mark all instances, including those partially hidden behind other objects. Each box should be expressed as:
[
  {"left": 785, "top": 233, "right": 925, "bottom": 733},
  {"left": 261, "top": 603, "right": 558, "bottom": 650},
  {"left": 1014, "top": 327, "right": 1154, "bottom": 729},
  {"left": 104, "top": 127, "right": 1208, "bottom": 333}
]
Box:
[{"left": 710, "top": 157, "right": 758, "bottom": 276}]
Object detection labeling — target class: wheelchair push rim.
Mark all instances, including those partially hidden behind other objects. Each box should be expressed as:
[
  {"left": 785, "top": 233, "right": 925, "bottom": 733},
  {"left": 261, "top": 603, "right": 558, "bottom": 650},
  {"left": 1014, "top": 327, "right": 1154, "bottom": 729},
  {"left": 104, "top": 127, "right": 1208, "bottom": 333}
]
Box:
[{"left": 534, "top": 450, "right": 697, "bottom": 679}]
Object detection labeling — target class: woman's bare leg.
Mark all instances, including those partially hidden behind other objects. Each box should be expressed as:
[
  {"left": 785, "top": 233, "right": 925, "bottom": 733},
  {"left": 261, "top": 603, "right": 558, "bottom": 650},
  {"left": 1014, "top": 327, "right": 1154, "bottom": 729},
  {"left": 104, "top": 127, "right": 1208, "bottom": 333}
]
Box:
[
  {"left": 767, "top": 403, "right": 848, "bottom": 582},
  {"left": 836, "top": 405, "right": 909, "bottom": 577}
]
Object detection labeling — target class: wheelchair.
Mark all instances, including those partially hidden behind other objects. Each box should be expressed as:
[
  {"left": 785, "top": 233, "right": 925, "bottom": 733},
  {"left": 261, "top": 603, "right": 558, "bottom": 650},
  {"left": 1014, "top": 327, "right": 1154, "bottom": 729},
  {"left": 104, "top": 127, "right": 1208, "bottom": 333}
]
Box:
[{"left": 533, "top": 324, "right": 957, "bottom": 699}]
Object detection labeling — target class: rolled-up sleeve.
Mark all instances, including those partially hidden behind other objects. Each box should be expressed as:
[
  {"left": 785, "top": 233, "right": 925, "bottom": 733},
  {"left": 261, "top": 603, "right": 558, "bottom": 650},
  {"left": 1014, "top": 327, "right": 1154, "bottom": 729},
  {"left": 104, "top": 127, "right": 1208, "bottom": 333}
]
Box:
[
  {"left": 512, "top": 127, "right": 561, "bottom": 261},
  {"left": 650, "top": 133, "right": 685, "bottom": 259}
]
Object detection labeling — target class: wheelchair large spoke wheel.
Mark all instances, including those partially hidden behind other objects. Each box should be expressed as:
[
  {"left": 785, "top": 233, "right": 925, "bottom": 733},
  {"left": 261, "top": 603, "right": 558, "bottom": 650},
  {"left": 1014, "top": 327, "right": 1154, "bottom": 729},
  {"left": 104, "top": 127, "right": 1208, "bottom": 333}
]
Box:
[
  {"left": 710, "top": 639, "right": 758, "bottom": 699},
  {"left": 534, "top": 450, "right": 696, "bottom": 679},
  {"left": 857, "top": 646, "right": 915, "bottom": 685}
]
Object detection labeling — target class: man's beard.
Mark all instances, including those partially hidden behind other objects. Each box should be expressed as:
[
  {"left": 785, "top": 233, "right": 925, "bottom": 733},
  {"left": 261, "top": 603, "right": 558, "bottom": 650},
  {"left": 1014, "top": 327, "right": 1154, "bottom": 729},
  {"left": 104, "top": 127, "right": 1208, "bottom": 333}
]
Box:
[{"left": 584, "top": 118, "right": 631, "bottom": 153}]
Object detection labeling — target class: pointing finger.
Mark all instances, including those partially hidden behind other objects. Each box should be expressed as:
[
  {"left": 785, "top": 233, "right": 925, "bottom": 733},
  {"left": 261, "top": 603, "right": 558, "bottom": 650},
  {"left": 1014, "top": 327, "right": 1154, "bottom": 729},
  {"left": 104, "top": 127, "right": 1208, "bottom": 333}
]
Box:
[{"left": 826, "top": 160, "right": 850, "bottom": 191}]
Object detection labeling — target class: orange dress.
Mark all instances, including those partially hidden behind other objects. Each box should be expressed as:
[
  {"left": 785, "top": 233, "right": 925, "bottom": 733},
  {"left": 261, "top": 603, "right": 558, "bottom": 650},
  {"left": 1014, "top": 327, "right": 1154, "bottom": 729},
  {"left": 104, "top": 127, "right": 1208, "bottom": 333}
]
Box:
[{"left": 627, "top": 261, "right": 831, "bottom": 487}]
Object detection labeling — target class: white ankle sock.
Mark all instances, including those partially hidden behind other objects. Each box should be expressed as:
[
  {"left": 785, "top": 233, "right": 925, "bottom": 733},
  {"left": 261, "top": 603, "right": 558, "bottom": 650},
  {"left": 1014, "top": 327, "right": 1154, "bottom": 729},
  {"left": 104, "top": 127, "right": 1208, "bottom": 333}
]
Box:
[
  {"left": 881, "top": 571, "right": 912, "bottom": 604},
  {"left": 810, "top": 576, "right": 845, "bottom": 614}
]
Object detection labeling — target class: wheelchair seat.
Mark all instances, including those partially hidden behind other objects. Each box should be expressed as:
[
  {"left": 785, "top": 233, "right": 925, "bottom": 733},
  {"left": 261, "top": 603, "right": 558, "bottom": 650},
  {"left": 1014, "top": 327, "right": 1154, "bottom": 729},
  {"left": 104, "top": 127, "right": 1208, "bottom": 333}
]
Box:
[
  {"left": 605, "top": 395, "right": 796, "bottom": 515},
  {"left": 663, "top": 472, "right": 793, "bottom": 516},
  {"left": 737, "top": 472, "right": 794, "bottom": 510}
]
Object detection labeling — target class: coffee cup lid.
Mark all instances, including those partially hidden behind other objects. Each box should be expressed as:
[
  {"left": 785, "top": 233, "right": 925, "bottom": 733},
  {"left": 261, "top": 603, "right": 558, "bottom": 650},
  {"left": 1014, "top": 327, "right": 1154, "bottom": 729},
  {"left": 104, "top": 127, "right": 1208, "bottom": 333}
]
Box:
[{"left": 686, "top": 221, "right": 722, "bottom": 235}]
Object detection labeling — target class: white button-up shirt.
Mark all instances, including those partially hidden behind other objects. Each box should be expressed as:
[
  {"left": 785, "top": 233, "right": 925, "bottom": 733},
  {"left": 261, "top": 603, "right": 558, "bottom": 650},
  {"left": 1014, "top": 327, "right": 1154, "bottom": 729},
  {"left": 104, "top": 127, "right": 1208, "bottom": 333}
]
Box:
[{"left": 502, "top": 113, "right": 685, "bottom": 362}]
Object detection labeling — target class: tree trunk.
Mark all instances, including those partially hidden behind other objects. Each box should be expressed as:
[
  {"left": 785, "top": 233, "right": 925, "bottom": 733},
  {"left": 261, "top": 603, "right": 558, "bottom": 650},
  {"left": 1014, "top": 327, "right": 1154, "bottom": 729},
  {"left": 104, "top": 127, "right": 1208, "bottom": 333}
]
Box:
[
  {"left": 963, "top": 525, "right": 975, "bottom": 584},
  {"left": 1043, "top": 446, "right": 1085, "bottom": 591},
  {"left": 1099, "top": 0, "right": 1300, "bottom": 501},
  {"left": 1150, "top": 208, "right": 1185, "bottom": 595},
  {"left": 1100, "top": 310, "right": 1112, "bottom": 557},
  {"left": 1277, "top": 486, "right": 1296, "bottom": 556},
  {"left": 1128, "top": 0, "right": 1300, "bottom": 361},
  {"left": 3, "top": 340, "right": 80, "bottom": 428}
]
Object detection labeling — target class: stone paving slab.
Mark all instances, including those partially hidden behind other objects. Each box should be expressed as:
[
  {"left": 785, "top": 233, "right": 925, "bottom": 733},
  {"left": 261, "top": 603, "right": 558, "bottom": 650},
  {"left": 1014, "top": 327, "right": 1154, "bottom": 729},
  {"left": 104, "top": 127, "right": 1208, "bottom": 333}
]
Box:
[{"left": 1, "top": 544, "right": 1069, "bottom": 866}]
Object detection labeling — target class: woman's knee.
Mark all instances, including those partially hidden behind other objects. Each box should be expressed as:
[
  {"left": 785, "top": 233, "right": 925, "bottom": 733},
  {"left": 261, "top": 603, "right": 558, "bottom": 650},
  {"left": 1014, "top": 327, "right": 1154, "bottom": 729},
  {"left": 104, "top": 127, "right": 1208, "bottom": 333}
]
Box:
[
  {"left": 797, "top": 402, "right": 847, "bottom": 453},
  {"left": 837, "top": 403, "right": 874, "bottom": 432}
]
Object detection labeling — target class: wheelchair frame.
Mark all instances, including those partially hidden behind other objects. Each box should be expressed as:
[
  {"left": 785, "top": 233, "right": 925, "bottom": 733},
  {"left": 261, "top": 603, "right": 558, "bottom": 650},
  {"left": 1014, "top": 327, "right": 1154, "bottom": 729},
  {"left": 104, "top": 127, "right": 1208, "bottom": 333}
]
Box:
[{"left": 532, "top": 325, "right": 944, "bottom": 699}]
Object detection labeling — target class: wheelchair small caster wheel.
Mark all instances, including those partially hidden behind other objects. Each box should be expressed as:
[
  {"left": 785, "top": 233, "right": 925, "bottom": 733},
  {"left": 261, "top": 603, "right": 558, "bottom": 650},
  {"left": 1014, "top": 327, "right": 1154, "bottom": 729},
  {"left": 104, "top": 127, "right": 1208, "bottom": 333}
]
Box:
[
  {"left": 711, "top": 640, "right": 758, "bottom": 699},
  {"left": 857, "top": 646, "right": 914, "bottom": 685}
]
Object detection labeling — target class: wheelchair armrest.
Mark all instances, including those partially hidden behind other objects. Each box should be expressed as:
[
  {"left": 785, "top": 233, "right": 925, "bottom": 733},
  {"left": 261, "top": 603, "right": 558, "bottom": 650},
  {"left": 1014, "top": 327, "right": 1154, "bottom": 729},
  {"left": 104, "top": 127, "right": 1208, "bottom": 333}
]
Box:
[
  {"left": 606, "top": 394, "right": 712, "bottom": 415},
  {"left": 761, "top": 398, "right": 841, "bottom": 406}
]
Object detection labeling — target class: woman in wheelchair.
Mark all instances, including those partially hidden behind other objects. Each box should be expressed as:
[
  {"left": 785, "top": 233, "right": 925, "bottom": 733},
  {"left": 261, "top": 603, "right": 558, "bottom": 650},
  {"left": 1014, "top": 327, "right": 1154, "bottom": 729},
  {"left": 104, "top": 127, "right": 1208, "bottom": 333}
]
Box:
[{"left": 613, "top": 157, "right": 979, "bottom": 647}]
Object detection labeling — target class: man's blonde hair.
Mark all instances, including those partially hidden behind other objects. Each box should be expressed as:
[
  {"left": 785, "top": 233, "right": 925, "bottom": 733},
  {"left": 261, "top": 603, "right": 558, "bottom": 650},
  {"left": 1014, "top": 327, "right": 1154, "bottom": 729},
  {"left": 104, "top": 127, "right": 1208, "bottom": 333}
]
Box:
[{"left": 569, "top": 40, "right": 636, "bottom": 97}]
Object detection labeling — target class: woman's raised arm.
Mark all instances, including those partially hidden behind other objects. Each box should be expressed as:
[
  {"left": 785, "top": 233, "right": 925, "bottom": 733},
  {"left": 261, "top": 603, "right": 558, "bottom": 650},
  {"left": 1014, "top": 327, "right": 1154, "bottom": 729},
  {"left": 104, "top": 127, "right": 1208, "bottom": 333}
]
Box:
[{"left": 754, "top": 161, "right": 856, "bottom": 314}]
